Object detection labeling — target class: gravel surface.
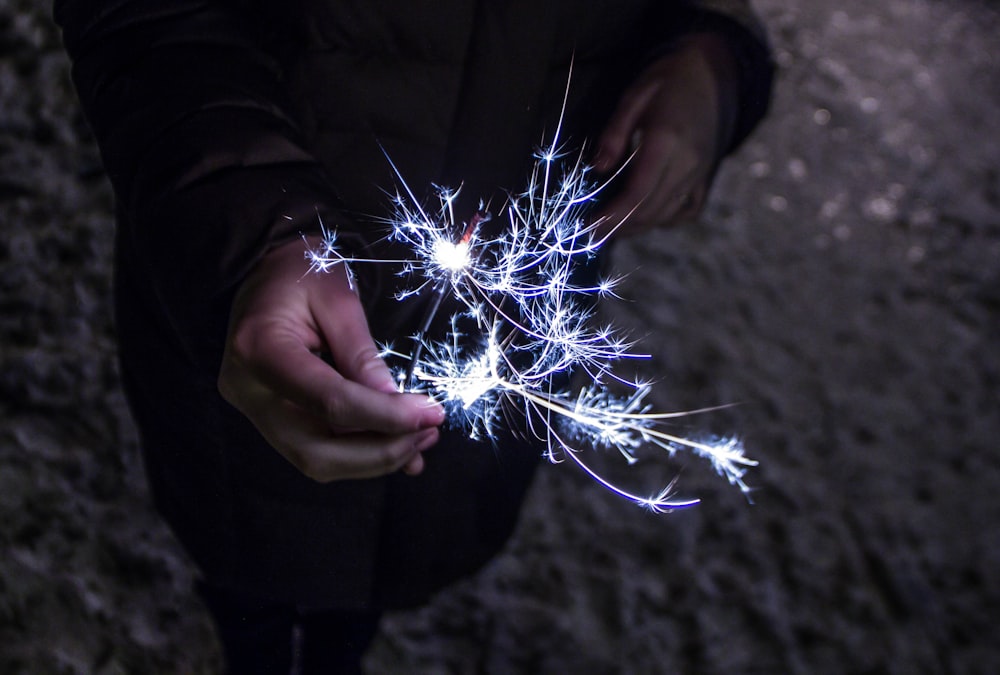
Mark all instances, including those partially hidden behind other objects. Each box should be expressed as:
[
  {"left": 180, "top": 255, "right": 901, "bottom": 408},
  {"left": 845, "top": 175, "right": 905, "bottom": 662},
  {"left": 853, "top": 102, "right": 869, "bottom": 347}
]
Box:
[{"left": 1, "top": 0, "right": 998, "bottom": 673}]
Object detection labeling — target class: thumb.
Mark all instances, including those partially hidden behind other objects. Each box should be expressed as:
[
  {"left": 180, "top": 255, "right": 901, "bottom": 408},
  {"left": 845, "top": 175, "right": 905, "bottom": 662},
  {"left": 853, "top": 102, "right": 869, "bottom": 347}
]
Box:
[{"left": 593, "top": 79, "right": 658, "bottom": 173}]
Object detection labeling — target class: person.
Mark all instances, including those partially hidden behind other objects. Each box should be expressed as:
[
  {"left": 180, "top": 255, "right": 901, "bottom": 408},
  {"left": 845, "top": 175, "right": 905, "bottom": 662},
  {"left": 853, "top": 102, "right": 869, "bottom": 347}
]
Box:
[{"left": 55, "top": 1, "right": 772, "bottom": 672}]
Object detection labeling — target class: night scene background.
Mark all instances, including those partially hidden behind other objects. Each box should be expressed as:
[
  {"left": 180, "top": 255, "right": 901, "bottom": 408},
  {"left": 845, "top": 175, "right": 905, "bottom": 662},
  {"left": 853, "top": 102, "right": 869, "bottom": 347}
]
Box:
[{"left": 1, "top": 0, "right": 998, "bottom": 672}]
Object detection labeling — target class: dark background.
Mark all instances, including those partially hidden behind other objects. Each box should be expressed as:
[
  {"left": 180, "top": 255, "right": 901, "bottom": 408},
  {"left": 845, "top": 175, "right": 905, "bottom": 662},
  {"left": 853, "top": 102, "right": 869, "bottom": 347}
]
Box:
[{"left": 1, "top": 0, "right": 998, "bottom": 672}]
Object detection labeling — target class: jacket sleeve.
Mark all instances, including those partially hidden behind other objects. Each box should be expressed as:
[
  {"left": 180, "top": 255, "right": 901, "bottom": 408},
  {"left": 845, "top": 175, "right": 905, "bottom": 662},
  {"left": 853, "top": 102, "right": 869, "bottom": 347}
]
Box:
[{"left": 54, "top": 1, "right": 343, "bottom": 351}]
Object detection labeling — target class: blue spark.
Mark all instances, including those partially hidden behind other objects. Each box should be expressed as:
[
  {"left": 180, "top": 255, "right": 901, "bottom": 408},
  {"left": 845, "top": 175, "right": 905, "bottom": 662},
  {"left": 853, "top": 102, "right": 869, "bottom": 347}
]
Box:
[{"left": 306, "top": 128, "right": 756, "bottom": 511}]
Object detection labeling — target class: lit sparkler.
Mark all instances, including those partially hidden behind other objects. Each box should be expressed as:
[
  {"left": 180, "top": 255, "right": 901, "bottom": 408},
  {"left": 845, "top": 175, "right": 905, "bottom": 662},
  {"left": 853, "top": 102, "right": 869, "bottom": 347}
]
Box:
[{"left": 306, "top": 130, "right": 756, "bottom": 512}]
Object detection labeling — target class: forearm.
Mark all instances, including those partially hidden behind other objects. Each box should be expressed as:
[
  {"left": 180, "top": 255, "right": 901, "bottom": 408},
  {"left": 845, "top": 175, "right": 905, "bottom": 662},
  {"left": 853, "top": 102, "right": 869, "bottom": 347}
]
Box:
[{"left": 55, "top": 1, "right": 341, "bottom": 321}]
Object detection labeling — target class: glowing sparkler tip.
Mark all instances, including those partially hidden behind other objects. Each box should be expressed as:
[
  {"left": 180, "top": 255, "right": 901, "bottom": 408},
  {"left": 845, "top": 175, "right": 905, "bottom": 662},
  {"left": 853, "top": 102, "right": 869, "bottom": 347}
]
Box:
[{"left": 432, "top": 239, "right": 471, "bottom": 272}]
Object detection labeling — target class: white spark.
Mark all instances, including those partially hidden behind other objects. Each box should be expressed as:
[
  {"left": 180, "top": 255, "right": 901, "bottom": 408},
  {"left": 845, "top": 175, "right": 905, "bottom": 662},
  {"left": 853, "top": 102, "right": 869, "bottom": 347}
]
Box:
[
  {"left": 432, "top": 239, "right": 472, "bottom": 273},
  {"left": 306, "top": 127, "right": 757, "bottom": 512}
]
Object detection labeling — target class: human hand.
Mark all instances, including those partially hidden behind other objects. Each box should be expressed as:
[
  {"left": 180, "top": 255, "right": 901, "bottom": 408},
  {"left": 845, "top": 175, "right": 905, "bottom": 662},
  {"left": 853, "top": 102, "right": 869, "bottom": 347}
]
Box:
[
  {"left": 218, "top": 236, "right": 444, "bottom": 481},
  {"left": 593, "top": 33, "right": 740, "bottom": 236}
]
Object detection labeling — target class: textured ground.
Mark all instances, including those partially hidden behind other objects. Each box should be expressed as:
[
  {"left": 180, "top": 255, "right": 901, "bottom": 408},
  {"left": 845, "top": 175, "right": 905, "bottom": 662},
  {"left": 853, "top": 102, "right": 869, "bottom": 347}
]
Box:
[{"left": 1, "top": 0, "right": 998, "bottom": 673}]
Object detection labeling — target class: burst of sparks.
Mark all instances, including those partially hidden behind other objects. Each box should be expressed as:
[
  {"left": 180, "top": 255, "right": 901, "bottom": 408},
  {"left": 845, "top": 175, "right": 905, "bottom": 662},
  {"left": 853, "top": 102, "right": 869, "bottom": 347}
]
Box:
[{"left": 305, "top": 132, "right": 757, "bottom": 511}]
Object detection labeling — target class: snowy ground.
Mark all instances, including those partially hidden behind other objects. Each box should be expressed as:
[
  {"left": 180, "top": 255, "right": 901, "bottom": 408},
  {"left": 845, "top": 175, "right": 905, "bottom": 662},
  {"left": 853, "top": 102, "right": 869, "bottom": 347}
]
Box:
[{"left": 1, "top": 0, "right": 998, "bottom": 673}]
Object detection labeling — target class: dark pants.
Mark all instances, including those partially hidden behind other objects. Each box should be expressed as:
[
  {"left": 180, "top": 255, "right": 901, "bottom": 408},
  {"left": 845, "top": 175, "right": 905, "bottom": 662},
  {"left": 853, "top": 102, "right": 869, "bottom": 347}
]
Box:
[{"left": 198, "top": 583, "right": 382, "bottom": 675}]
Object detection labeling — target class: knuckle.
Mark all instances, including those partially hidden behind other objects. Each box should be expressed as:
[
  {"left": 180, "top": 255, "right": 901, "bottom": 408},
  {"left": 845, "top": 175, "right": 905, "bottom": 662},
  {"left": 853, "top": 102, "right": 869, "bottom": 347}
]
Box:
[
  {"left": 319, "top": 386, "right": 349, "bottom": 423},
  {"left": 677, "top": 143, "right": 705, "bottom": 171},
  {"left": 647, "top": 125, "right": 681, "bottom": 147},
  {"left": 379, "top": 442, "right": 409, "bottom": 474},
  {"left": 351, "top": 346, "right": 383, "bottom": 378},
  {"left": 228, "top": 321, "right": 261, "bottom": 362},
  {"left": 303, "top": 464, "right": 335, "bottom": 483},
  {"left": 216, "top": 371, "right": 235, "bottom": 403},
  {"left": 216, "top": 359, "right": 253, "bottom": 409},
  {"left": 292, "top": 450, "right": 336, "bottom": 483}
]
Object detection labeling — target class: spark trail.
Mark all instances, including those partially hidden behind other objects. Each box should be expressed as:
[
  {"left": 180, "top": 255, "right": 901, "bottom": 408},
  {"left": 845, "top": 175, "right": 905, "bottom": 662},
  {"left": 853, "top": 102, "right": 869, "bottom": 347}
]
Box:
[{"left": 307, "top": 134, "right": 756, "bottom": 512}]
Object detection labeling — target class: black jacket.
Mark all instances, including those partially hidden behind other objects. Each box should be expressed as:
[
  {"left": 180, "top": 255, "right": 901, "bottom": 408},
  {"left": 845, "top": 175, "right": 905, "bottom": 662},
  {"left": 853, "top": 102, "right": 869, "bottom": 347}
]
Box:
[{"left": 56, "top": 0, "right": 772, "bottom": 609}]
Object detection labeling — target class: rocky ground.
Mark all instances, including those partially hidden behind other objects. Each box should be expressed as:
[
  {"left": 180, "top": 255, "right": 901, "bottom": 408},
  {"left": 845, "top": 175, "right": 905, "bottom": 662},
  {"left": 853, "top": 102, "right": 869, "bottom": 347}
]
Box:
[{"left": 1, "top": 0, "right": 998, "bottom": 673}]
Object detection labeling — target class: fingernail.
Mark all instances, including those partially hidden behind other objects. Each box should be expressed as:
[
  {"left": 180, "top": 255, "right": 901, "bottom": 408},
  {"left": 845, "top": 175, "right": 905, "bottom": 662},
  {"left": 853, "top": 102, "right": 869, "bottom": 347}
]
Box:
[
  {"left": 402, "top": 454, "right": 425, "bottom": 476},
  {"left": 372, "top": 359, "right": 401, "bottom": 393},
  {"left": 378, "top": 374, "right": 401, "bottom": 394},
  {"left": 421, "top": 400, "right": 446, "bottom": 426},
  {"left": 415, "top": 427, "right": 439, "bottom": 452}
]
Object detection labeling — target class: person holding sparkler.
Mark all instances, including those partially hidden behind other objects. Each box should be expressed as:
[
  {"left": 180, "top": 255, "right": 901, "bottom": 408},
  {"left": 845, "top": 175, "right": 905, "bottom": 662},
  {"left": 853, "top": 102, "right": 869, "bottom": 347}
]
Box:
[{"left": 56, "top": 2, "right": 772, "bottom": 672}]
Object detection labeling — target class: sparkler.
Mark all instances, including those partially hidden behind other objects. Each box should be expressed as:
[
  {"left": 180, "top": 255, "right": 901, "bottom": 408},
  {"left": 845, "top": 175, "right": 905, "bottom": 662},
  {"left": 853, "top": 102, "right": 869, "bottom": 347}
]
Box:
[{"left": 307, "top": 130, "right": 756, "bottom": 512}]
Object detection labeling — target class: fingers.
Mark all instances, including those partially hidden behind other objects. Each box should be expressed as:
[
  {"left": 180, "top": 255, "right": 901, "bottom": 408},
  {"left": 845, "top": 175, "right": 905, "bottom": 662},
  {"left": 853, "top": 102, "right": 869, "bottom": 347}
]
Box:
[
  {"left": 677, "top": 183, "right": 708, "bottom": 221},
  {"left": 226, "top": 375, "right": 439, "bottom": 481},
  {"left": 594, "top": 42, "right": 729, "bottom": 237},
  {"left": 227, "top": 314, "right": 443, "bottom": 434},
  {"left": 271, "top": 419, "right": 439, "bottom": 482},
  {"left": 593, "top": 89, "right": 652, "bottom": 173},
  {"left": 218, "top": 237, "right": 446, "bottom": 483},
  {"left": 597, "top": 130, "right": 705, "bottom": 236},
  {"left": 401, "top": 451, "right": 426, "bottom": 476},
  {"left": 594, "top": 76, "right": 662, "bottom": 174},
  {"left": 225, "top": 248, "right": 443, "bottom": 432}
]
